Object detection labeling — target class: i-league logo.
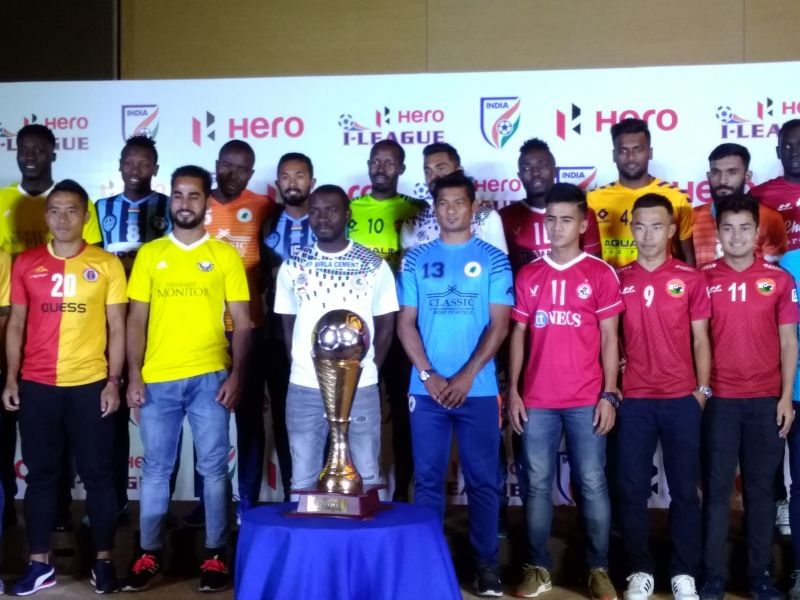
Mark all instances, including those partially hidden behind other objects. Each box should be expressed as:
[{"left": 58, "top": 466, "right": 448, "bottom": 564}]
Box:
[
  {"left": 192, "top": 111, "right": 216, "bottom": 146},
  {"left": 480, "top": 97, "right": 521, "bottom": 149},
  {"left": 121, "top": 105, "right": 160, "bottom": 141},
  {"left": 556, "top": 104, "right": 582, "bottom": 140}
]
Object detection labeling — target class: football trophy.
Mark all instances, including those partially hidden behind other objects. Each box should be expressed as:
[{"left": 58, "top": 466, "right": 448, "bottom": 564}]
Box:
[{"left": 293, "top": 309, "right": 383, "bottom": 517}]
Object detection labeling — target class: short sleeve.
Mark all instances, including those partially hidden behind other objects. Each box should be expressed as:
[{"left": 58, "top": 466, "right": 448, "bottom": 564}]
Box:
[
  {"left": 105, "top": 255, "right": 128, "bottom": 305},
  {"left": 481, "top": 211, "right": 509, "bottom": 254},
  {"left": 273, "top": 262, "right": 298, "bottom": 315},
  {"left": 397, "top": 250, "right": 419, "bottom": 308},
  {"left": 511, "top": 266, "right": 532, "bottom": 323},
  {"left": 688, "top": 270, "right": 711, "bottom": 321},
  {"left": 372, "top": 261, "right": 399, "bottom": 316},
  {"left": 223, "top": 247, "right": 250, "bottom": 303},
  {"left": 127, "top": 244, "right": 152, "bottom": 302},
  {"left": 83, "top": 199, "right": 103, "bottom": 245},
  {"left": 488, "top": 250, "right": 514, "bottom": 306},
  {"left": 10, "top": 253, "right": 27, "bottom": 306},
  {"left": 400, "top": 219, "right": 415, "bottom": 251},
  {"left": 0, "top": 250, "right": 11, "bottom": 307}
]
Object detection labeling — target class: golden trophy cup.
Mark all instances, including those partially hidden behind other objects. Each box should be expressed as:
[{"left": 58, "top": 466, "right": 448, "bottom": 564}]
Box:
[{"left": 293, "top": 309, "right": 383, "bottom": 518}]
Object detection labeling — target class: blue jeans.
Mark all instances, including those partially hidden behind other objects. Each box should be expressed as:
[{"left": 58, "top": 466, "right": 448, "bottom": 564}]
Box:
[
  {"left": 702, "top": 397, "right": 783, "bottom": 580},
  {"left": 410, "top": 394, "right": 500, "bottom": 567},
  {"left": 617, "top": 396, "right": 702, "bottom": 577},
  {"left": 523, "top": 405, "right": 610, "bottom": 570},
  {"left": 139, "top": 371, "right": 230, "bottom": 551},
  {"left": 286, "top": 383, "right": 382, "bottom": 492}
]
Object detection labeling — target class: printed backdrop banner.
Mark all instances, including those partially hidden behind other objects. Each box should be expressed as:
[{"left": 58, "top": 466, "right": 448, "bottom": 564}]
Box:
[{"left": 3, "top": 60, "right": 799, "bottom": 508}]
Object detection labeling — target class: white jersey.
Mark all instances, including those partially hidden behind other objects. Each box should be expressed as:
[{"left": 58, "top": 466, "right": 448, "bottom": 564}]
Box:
[
  {"left": 401, "top": 203, "right": 508, "bottom": 254},
  {"left": 274, "top": 241, "right": 399, "bottom": 388}
]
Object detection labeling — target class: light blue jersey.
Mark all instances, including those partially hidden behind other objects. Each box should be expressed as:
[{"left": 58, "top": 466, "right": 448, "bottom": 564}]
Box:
[
  {"left": 780, "top": 249, "right": 800, "bottom": 401},
  {"left": 398, "top": 236, "right": 513, "bottom": 396}
]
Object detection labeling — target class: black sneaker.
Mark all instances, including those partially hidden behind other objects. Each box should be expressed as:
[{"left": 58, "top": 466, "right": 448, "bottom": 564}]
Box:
[
  {"left": 750, "top": 572, "right": 783, "bottom": 600},
  {"left": 91, "top": 559, "right": 119, "bottom": 595},
  {"left": 10, "top": 560, "right": 56, "bottom": 596},
  {"left": 199, "top": 553, "right": 230, "bottom": 593},
  {"left": 121, "top": 552, "right": 161, "bottom": 592},
  {"left": 474, "top": 563, "right": 503, "bottom": 597}
]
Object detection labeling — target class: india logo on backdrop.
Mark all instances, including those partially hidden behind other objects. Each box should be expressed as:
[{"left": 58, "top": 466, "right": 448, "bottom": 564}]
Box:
[
  {"left": 121, "top": 105, "right": 160, "bottom": 140},
  {"left": 480, "top": 97, "right": 521, "bottom": 149}
]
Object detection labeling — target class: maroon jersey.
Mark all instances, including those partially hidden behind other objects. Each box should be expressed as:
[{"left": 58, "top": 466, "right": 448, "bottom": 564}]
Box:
[
  {"left": 512, "top": 252, "right": 623, "bottom": 409},
  {"left": 703, "top": 259, "right": 798, "bottom": 398},
  {"left": 750, "top": 177, "right": 800, "bottom": 250},
  {"left": 499, "top": 201, "right": 602, "bottom": 272},
  {"left": 618, "top": 258, "right": 711, "bottom": 398}
]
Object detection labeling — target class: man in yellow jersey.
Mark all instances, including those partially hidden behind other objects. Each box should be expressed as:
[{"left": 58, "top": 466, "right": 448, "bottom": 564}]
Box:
[
  {"left": 588, "top": 118, "right": 694, "bottom": 268},
  {"left": 2, "top": 180, "right": 127, "bottom": 595},
  {"left": 124, "top": 166, "right": 250, "bottom": 593},
  {"left": 349, "top": 139, "right": 425, "bottom": 501}
]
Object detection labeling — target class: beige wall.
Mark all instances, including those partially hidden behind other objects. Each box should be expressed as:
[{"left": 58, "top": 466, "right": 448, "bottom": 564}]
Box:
[{"left": 121, "top": 0, "right": 800, "bottom": 79}]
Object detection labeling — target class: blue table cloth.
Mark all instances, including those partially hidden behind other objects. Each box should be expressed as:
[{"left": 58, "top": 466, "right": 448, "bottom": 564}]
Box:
[{"left": 235, "top": 502, "right": 461, "bottom": 599}]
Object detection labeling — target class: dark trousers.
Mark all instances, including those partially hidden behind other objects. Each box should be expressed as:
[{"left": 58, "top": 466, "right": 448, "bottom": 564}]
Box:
[
  {"left": 787, "top": 409, "right": 800, "bottom": 568},
  {"left": 382, "top": 337, "right": 412, "bottom": 501},
  {"left": 18, "top": 379, "right": 116, "bottom": 553},
  {"left": 0, "top": 400, "right": 16, "bottom": 526},
  {"left": 265, "top": 329, "right": 292, "bottom": 502},
  {"left": 617, "top": 396, "right": 702, "bottom": 577},
  {"left": 702, "top": 397, "right": 784, "bottom": 580}
]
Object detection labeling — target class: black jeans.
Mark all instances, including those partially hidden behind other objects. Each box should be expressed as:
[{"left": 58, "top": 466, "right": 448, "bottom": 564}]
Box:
[
  {"left": 702, "top": 397, "right": 784, "bottom": 580},
  {"left": 18, "top": 379, "right": 116, "bottom": 553}
]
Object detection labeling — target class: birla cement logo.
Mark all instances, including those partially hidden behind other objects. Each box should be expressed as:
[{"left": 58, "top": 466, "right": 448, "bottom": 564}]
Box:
[
  {"left": 337, "top": 106, "right": 445, "bottom": 146},
  {"left": 2, "top": 113, "right": 90, "bottom": 151},
  {"left": 480, "top": 97, "right": 521, "bottom": 149},
  {"left": 715, "top": 98, "right": 793, "bottom": 139},
  {"left": 557, "top": 166, "right": 597, "bottom": 190},
  {"left": 121, "top": 104, "right": 160, "bottom": 140},
  {"left": 555, "top": 104, "right": 678, "bottom": 139},
  {"left": 192, "top": 111, "right": 304, "bottom": 146}
]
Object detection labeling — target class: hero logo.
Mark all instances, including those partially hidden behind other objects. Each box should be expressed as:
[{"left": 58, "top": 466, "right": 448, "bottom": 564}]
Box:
[
  {"left": 3, "top": 113, "right": 90, "bottom": 151},
  {"left": 480, "top": 97, "right": 521, "bottom": 149},
  {"left": 192, "top": 111, "right": 304, "bottom": 146},
  {"left": 555, "top": 104, "right": 677, "bottom": 139},
  {"left": 121, "top": 105, "right": 159, "bottom": 140},
  {"left": 338, "top": 106, "right": 445, "bottom": 146},
  {"left": 715, "top": 98, "right": 792, "bottom": 139},
  {"left": 534, "top": 309, "right": 582, "bottom": 328}
]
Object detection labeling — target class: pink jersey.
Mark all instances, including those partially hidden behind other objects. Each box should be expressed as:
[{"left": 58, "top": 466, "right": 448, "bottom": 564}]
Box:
[
  {"left": 499, "top": 201, "right": 602, "bottom": 272},
  {"left": 618, "top": 258, "right": 711, "bottom": 398},
  {"left": 512, "top": 252, "right": 623, "bottom": 409},
  {"left": 750, "top": 177, "right": 800, "bottom": 250},
  {"left": 703, "top": 259, "right": 798, "bottom": 398}
]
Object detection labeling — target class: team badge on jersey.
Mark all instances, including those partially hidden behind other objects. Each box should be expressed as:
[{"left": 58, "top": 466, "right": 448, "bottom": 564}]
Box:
[
  {"left": 464, "top": 261, "right": 482, "bottom": 277},
  {"left": 102, "top": 215, "right": 117, "bottom": 232},
  {"left": 197, "top": 261, "right": 214, "bottom": 272},
  {"left": 755, "top": 278, "right": 775, "bottom": 296},
  {"left": 352, "top": 276, "right": 368, "bottom": 291},
  {"left": 295, "top": 272, "right": 308, "bottom": 293},
  {"left": 237, "top": 208, "right": 253, "bottom": 223},
  {"left": 83, "top": 268, "right": 99, "bottom": 282},
  {"left": 666, "top": 279, "right": 686, "bottom": 298},
  {"left": 576, "top": 283, "right": 592, "bottom": 299},
  {"left": 266, "top": 232, "right": 280, "bottom": 249}
]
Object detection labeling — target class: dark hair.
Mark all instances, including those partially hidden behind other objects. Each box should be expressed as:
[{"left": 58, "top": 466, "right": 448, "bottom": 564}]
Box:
[
  {"left": 171, "top": 165, "right": 212, "bottom": 197},
  {"left": 708, "top": 143, "right": 750, "bottom": 168},
  {"left": 519, "top": 137, "right": 552, "bottom": 156},
  {"left": 714, "top": 192, "right": 760, "bottom": 227},
  {"left": 219, "top": 139, "right": 255, "bottom": 164},
  {"left": 544, "top": 182, "right": 587, "bottom": 216},
  {"left": 611, "top": 118, "right": 651, "bottom": 145},
  {"left": 17, "top": 124, "right": 56, "bottom": 148},
  {"left": 633, "top": 193, "right": 673, "bottom": 218},
  {"left": 48, "top": 179, "right": 89, "bottom": 207},
  {"left": 277, "top": 152, "right": 314, "bottom": 177},
  {"left": 422, "top": 142, "right": 460, "bottom": 166},
  {"left": 122, "top": 134, "right": 158, "bottom": 164},
  {"left": 309, "top": 184, "right": 349, "bottom": 210},
  {"left": 431, "top": 171, "right": 476, "bottom": 203},
  {"left": 779, "top": 119, "right": 800, "bottom": 145},
  {"left": 370, "top": 139, "right": 405, "bottom": 165}
]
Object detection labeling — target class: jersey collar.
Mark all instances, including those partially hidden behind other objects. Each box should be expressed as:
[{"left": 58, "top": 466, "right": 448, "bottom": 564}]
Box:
[
  {"left": 169, "top": 231, "right": 209, "bottom": 251},
  {"left": 17, "top": 183, "right": 55, "bottom": 198},
  {"left": 543, "top": 251, "right": 587, "bottom": 271}
]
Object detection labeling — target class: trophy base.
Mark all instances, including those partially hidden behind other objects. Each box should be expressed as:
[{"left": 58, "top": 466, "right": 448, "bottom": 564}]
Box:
[{"left": 288, "top": 485, "right": 386, "bottom": 519}]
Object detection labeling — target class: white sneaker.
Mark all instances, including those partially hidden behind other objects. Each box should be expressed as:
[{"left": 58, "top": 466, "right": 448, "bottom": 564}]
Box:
[
  {"left": 671, "top": 574, "right": 699, "bottom": 600},
  {"left": 623, "top": 572, "right": 654, "bottom": 600},
  {"left": 777, "top": 499, "right": 791, "bottom": 536},
  {"left": 790, "top": 570, "right": 800, "bottom": 600}
]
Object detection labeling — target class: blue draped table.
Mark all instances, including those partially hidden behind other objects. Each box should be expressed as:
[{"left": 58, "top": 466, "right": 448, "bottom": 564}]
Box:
[{"left": 234, "top": 502, "right": 461, "bottom": 599}]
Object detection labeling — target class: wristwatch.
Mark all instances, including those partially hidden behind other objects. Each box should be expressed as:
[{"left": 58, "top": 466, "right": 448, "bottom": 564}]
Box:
[
  {"left": 419, "top": 368, "right": 436, "bottom": 382},
  {"left": 599, "top": 391, "right": 620, "bottom": 409},
  {"left": 695, "top": 385, "right": 713, "bottom": 400},
  {"left": 107, "top": 375, "right": 124, "bottom": 386}
]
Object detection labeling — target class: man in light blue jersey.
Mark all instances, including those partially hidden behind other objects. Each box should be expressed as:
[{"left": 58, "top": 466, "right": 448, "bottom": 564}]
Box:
[
  {"left": 95, "top": 134, "right": 170, "bottom": 517},
  {"left": 397, "top": 171, "right": 513, "bottom": 597},
  {"left": 261, "top": 152, "right": 316, "bottom": 500}
]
